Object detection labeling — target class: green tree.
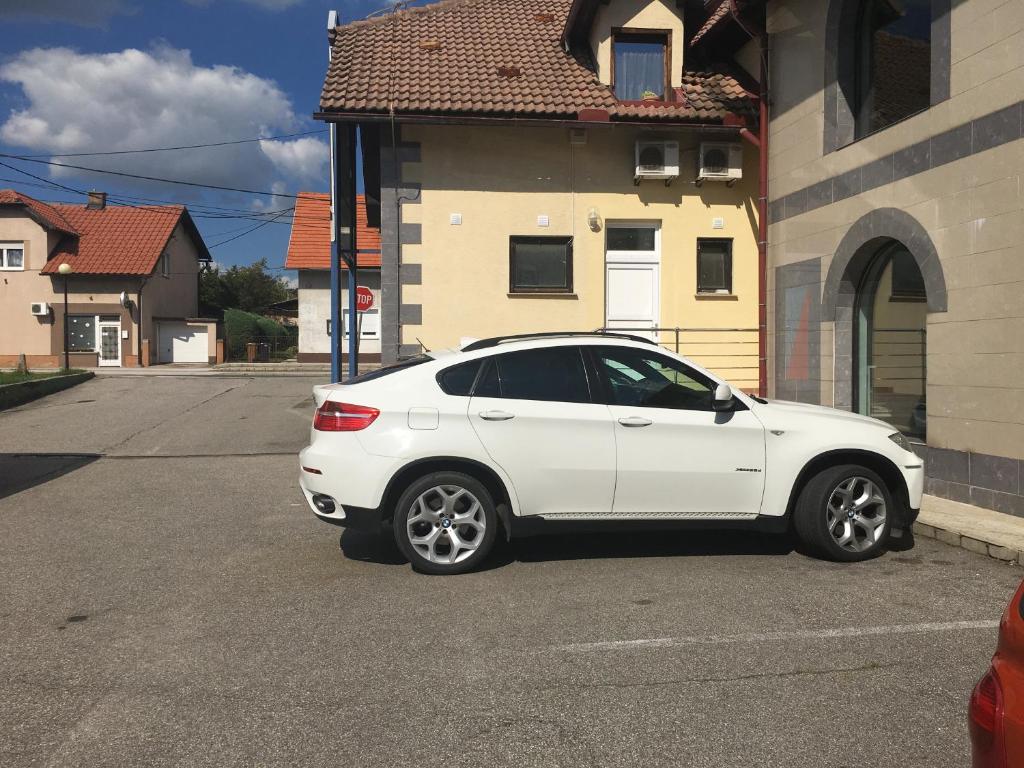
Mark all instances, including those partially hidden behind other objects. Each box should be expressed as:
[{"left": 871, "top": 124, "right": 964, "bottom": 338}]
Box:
[{"left": 199, "top": 258, "right": 290, "bottom": 313}]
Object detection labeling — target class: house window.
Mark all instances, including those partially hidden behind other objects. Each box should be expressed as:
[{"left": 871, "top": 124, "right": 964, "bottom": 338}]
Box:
[
  {"left": 509, "top": 236, "right": 573, "bottom": 293},
  {"left": 612, "top": 30, "right": 669, "bottom": 100},
  {"left": 0, "top": 242, "right": 24, "bottom": 270},
  {"left": 67, "top": 315, "right": 97, "bottom": 352},
  {"left": 697, "top": 239, "right": 733, "bottom": 294},
  {"left": 854, "top": 0, "right": 932, "bottom": 138},
  {"left": 159, "top": 252, "right": 170, "bottom": 277}
]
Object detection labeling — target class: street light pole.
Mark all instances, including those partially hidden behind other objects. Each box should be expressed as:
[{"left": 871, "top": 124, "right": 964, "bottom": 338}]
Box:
[{"left": 58, "top": 263, "right": 72, "bottom": 370}]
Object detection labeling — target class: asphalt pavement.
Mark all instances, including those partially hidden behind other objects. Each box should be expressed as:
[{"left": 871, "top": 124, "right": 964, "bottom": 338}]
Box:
[{"left": 0, "top": 374, "right": 1019, "bottom": 767}]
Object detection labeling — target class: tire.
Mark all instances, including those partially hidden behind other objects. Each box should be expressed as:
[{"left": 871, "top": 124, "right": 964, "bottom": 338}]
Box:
[
  {"left": 392, "top": 471, "right": 498, "bottom": 575},
  {"left": 793, "top": 463, "right": 893, "bottom": 562}
]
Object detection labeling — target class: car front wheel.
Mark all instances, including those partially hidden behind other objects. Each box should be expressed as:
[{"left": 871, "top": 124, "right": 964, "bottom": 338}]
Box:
[
  {"left": 793, "top": 464, "right": 892, "bottom": 562},
  {"left": 393, "top": 471, "right": 498, "bottom": 575}
]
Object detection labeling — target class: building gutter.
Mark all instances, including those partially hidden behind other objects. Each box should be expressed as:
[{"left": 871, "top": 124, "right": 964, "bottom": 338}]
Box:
[
  {"left": 312, "top": 111, "right": 746, "bottom": 133},
  {"left": 734, "top": 25, "right": 770, "bottom": 397},
  {"left": 137, "top": 276, "right": 147, "bottom": 366}
]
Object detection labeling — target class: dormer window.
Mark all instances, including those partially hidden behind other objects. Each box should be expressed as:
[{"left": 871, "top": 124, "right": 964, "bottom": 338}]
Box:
[{"left": 612, "top": 29, "right": 669, "bottom": 101}]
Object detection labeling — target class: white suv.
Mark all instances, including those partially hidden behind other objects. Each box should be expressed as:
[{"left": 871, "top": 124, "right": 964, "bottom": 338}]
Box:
[{"left": 299, "top": 333, "right": 923, "bottom": 575}]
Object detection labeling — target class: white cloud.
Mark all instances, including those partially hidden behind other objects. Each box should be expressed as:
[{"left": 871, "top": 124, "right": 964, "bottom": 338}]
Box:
[
  {"left": 0, "top": 45, "right": 326, "bottom": 203},
  {"left": 0, "top": 0, "right": 136, "bottom": 26},
  {"left": 259, "top": 137, "right": 328, "bottom": 182}
]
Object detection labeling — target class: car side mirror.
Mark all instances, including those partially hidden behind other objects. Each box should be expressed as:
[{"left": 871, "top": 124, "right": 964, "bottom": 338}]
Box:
[{"left": 712, "top": 383, "right": 734, "bottom": 412}]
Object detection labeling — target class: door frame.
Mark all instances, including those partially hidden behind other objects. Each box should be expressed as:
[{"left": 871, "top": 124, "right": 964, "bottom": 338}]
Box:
[
  {"left": 97, "top": 317, "right": 122, "bottom": 367},
  {"left": 604, "top": 220, "right": 661, "bottom": 339}
]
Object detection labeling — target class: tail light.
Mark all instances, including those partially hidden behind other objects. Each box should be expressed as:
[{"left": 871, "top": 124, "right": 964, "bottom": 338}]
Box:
[
  {"left": 313, "top": 401, "right": 379, "bottom": 431},
  {"left": 969, "top": 668, "right": 1006, "bottom": 767}
]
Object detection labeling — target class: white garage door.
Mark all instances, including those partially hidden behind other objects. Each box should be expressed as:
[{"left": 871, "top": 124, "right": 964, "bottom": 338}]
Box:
[{"left": 158, "top": 322, "right": 208, "bottom": 363}]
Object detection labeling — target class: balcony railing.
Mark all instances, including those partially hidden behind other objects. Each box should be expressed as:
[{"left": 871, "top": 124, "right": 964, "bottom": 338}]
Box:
[{"left": 596, "top": 327, "right": 760, "bottom": 391}]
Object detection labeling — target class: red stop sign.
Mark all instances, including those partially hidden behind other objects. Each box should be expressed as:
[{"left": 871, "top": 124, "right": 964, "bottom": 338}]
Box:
[{"left": 355, "top": 285, "right": 374, "bottom": 312}]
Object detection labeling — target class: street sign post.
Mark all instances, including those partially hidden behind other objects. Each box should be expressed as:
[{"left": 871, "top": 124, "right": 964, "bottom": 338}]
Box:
[{"left": 354, "top": 286, "right": 374, "bottom": 346}]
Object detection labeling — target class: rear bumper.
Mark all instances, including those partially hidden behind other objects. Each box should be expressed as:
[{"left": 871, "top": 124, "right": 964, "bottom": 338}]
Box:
[{"left": 298, "top": 440, "right": 398, "bottom": 531}]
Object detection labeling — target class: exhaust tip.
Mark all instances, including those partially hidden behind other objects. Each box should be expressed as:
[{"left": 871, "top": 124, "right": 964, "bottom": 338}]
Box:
[{"left": 311, "top": 494, "right": 336, "bottom": 515}]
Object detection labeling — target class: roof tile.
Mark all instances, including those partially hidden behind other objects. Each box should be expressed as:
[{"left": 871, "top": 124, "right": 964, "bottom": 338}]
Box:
[
  {"left": 284, "top": 193, "right": 381, "bottom": 270},
  {"left": 321, "top": 0, "right": 753, "bottom": 124}
]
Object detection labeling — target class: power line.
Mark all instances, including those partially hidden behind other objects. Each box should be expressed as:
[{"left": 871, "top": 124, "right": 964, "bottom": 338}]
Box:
[
  {"left": 0, "top": 153, "right": 325, "bottom": 199},
  {"left": 15, "top": 129, "right": 328, "bottom": 158},
  {"left": 207, "top": 208, "right": 294, "bottom": 248}
]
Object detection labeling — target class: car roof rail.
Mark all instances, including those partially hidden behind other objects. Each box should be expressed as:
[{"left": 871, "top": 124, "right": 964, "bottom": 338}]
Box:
[{"left": 460, "top": 331, "right": 658, "bottom": 353}]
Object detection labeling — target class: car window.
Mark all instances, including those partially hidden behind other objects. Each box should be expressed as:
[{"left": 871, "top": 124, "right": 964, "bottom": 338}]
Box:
[
  {"left": 436, "top": 360, "right": 481, "bottom": 396},
  {"left": 480, "top": 347, "right": 591, "bottom": 403},
  {"left": 342, "top": 354, "right": 431, "bottom": 384},
  {"left": 594, "top": 346, "right": 717, "bottom": 411}
]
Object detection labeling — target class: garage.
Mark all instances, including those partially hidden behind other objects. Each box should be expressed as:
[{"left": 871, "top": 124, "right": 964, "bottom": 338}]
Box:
[{"left": 157, "top": 321, "right": 209, "bottom": 364}]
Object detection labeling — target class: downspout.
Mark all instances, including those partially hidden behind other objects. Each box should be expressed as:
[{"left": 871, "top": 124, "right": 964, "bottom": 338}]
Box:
[
  {"left": 738, "top": 27, "right": 770, "bottom": 398},
  {"left": 137, "top": 277, "right": 147, "bottom": 366}
]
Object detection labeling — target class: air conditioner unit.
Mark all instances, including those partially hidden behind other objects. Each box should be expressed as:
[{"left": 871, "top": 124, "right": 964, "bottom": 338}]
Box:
[
  {"left": 698, "top": 142, "right": 744, "bottom": 184},
  {"left": 634, "top": 140, "right": 680, "bottom": 185},
  {"left": 30, "top": 302, "right": 50, "bottom": 316}
]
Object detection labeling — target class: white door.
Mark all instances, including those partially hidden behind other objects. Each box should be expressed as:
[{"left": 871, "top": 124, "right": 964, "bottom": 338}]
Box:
[
  {"left": 97, "top": 319, "right": 121, "bottom": 367},
  {"left": 467, "top": 346, "right": 616, "bottom": 517},
  {"left": 605, "top": 223, "right": 660, "bottom": 340},
  {"left": 158, "top": 322, "right": 208, "bottom": 363},
  {"left": 590, "top": 345, "right": 767, "bottom": 516},
  {"left": 606, "top": 263, "right": 659, "bottom": 340}
]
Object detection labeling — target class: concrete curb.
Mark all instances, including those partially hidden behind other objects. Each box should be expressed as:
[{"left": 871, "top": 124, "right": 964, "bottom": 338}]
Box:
[
  {"left": 914, "top": 494, "right": 1024, "bottom": 566},
  {"left": 0, "top": 371, "right": 95, "bottom": 411}
]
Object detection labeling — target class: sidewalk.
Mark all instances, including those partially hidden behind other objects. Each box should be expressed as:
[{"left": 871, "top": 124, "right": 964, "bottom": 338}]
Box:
[{"left": 917, "top": 494, "right": 1024, "bottom": 566}]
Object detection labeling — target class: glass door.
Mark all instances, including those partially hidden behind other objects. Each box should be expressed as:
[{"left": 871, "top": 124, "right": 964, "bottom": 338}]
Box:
[{"left": 98, "top": 318, "right": 121, "bottom": 367}]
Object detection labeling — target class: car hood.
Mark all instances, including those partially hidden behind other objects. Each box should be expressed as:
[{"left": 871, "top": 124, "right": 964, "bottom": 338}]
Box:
[{"left": 754, "top": 398, "right": 896, "bottom": 432}]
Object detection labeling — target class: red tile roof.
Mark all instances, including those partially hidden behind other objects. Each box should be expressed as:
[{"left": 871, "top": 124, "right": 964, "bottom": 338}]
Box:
[
  {"left": 0, "top": 189, "right": 211, "bottom": 276},
  {"left": 0, "top": 189, "right": 78, "bottom": 235},
  {"left": 284, "top": 193, "right": 381, "bottom": 270},
  {"left": 320, "top": 0, "right": 754, "bottom": 124},
  {"left": 690, "top": 1, "right": 734, "bottom": 48}
]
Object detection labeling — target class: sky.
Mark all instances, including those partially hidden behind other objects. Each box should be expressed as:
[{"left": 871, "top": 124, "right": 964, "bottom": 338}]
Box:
[{"left": 0, "top": 0, "right": 395, "bottom": 284}]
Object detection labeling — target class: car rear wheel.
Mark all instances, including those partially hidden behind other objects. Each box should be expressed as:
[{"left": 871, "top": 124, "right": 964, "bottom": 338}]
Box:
[
  {"left": 793, "top": 464, "right": 892, "bottom": 562},
  {"left": 393, "top": 471, "right": 498, "bottom": 575}
]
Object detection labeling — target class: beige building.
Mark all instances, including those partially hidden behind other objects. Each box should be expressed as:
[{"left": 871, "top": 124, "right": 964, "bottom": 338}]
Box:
[
  {"left": 0, "top": 189, "right": 216, "bottom": 368},
  {"left": 764, "top": 0, "right": 1024, "bottom": 514},
  {"left": 316, "top": 0, "right": 768, "bottom": 392}
]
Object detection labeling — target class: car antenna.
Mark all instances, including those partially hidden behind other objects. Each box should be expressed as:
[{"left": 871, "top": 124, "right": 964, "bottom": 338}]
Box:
[{"left": 416, "top": 337, "right": 430, "bottom": 352}]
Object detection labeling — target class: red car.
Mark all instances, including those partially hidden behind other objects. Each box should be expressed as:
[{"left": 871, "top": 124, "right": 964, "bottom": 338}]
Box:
[{"left": 971, "top": 579, "right": 1024, "bottom": 766}]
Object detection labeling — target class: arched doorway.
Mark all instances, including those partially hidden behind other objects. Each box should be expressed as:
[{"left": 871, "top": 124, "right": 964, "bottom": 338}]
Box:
[
  {"left": 854, "top": 241, "right": 927, "bottom": 440},
  {"left": 822, "top": 208, "right": 947, "bottom": 440}
]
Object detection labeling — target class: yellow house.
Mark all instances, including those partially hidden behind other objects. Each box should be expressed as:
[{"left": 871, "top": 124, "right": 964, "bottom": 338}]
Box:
[{"left": 316, "top": 0, "right": 766, "bottom": 392}]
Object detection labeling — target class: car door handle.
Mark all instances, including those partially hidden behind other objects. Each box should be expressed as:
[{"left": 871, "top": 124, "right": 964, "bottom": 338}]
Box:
[
  {"left": 618, "top": 416, "right": 653, "bottom": 428},
  {"left": 479, "top": 410, "right": 515, "bottom": 421}
]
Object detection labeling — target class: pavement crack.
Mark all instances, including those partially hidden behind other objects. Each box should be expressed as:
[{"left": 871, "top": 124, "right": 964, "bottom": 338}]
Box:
[
  {"left": 540, "top": 662, "right": 903, "bottom": 692},
  {"left": 102, "top": 381, "right": 246, "bottom": 455}
]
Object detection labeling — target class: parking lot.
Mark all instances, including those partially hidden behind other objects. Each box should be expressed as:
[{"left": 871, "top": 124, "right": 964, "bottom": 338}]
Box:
[{"left": 1, "top": 374, "right": 1020, "bottom": 767}]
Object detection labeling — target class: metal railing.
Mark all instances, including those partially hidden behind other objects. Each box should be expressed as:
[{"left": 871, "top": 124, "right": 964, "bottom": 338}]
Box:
[{"left": 596, "top": 326, "right": 760, "bottom": 388}]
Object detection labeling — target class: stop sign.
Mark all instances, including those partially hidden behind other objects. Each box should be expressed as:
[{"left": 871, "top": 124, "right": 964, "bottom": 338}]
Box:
[{"left": 355, "top": 285, "right": 374, "bottom": 312}]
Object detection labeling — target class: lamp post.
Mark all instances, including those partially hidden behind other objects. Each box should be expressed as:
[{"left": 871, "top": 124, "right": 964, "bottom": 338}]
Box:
[{"left": 57, "top": 263, "right": 72, "bottom": 370}]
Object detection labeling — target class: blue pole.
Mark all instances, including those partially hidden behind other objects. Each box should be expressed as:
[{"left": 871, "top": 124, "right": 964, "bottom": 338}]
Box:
[
  {"left": 329, "top": 124, "right": 341, "bottom": 383},
  {"left": 347, "top": 263, "right": 358, "bottom": 378}
]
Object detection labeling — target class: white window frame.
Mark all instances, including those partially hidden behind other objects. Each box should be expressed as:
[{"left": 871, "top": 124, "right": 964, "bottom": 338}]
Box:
[
  {"left": 0, "top": 242, "right": 25, "bottom": 271},
  {"left": 159, "top": 252, "right": 170, "bottom": 277}
]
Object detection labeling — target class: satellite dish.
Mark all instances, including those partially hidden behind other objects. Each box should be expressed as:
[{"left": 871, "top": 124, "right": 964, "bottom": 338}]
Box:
[{"left": 119, "top": 291, "right": 131, "bottom": 308}]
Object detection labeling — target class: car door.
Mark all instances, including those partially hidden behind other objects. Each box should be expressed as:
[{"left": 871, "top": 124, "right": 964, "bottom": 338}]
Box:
[
  {"left": 589, "top": 345, "right": 767, "bottom": 516},
  {"left": 468, "top": 345, "right": 617, "bottom": 517}
]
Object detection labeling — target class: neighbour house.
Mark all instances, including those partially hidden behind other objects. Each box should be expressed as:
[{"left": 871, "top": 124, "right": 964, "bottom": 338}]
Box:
[
  {"left": 764, "top": 0, "right": 1024, "bottom": 515},
  {"left": 316, "top": 0, "right": 767, "bottom": 392},
  {"left": 0, "top": 189, "right": 217, "bottom": 368},
  {"left": 285, "top": 193, "right": 382, "bottom": 362}
]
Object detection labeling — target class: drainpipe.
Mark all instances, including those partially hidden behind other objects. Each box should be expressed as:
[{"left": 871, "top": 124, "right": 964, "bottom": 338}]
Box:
[
  {"left": 137, "top": 277, "right": 147, "bottom": 366},
  {"left": 738, "top": 26, "right": 770, "bottom": 398}
]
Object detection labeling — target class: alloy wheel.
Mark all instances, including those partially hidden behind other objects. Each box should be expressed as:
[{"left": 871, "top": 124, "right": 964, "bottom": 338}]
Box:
[
  {"left": 406, "top": 485, "right": 486, "bottom": 565},
  {"left": 825, "top": 476, "right": 887, "bottom": 553}
]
